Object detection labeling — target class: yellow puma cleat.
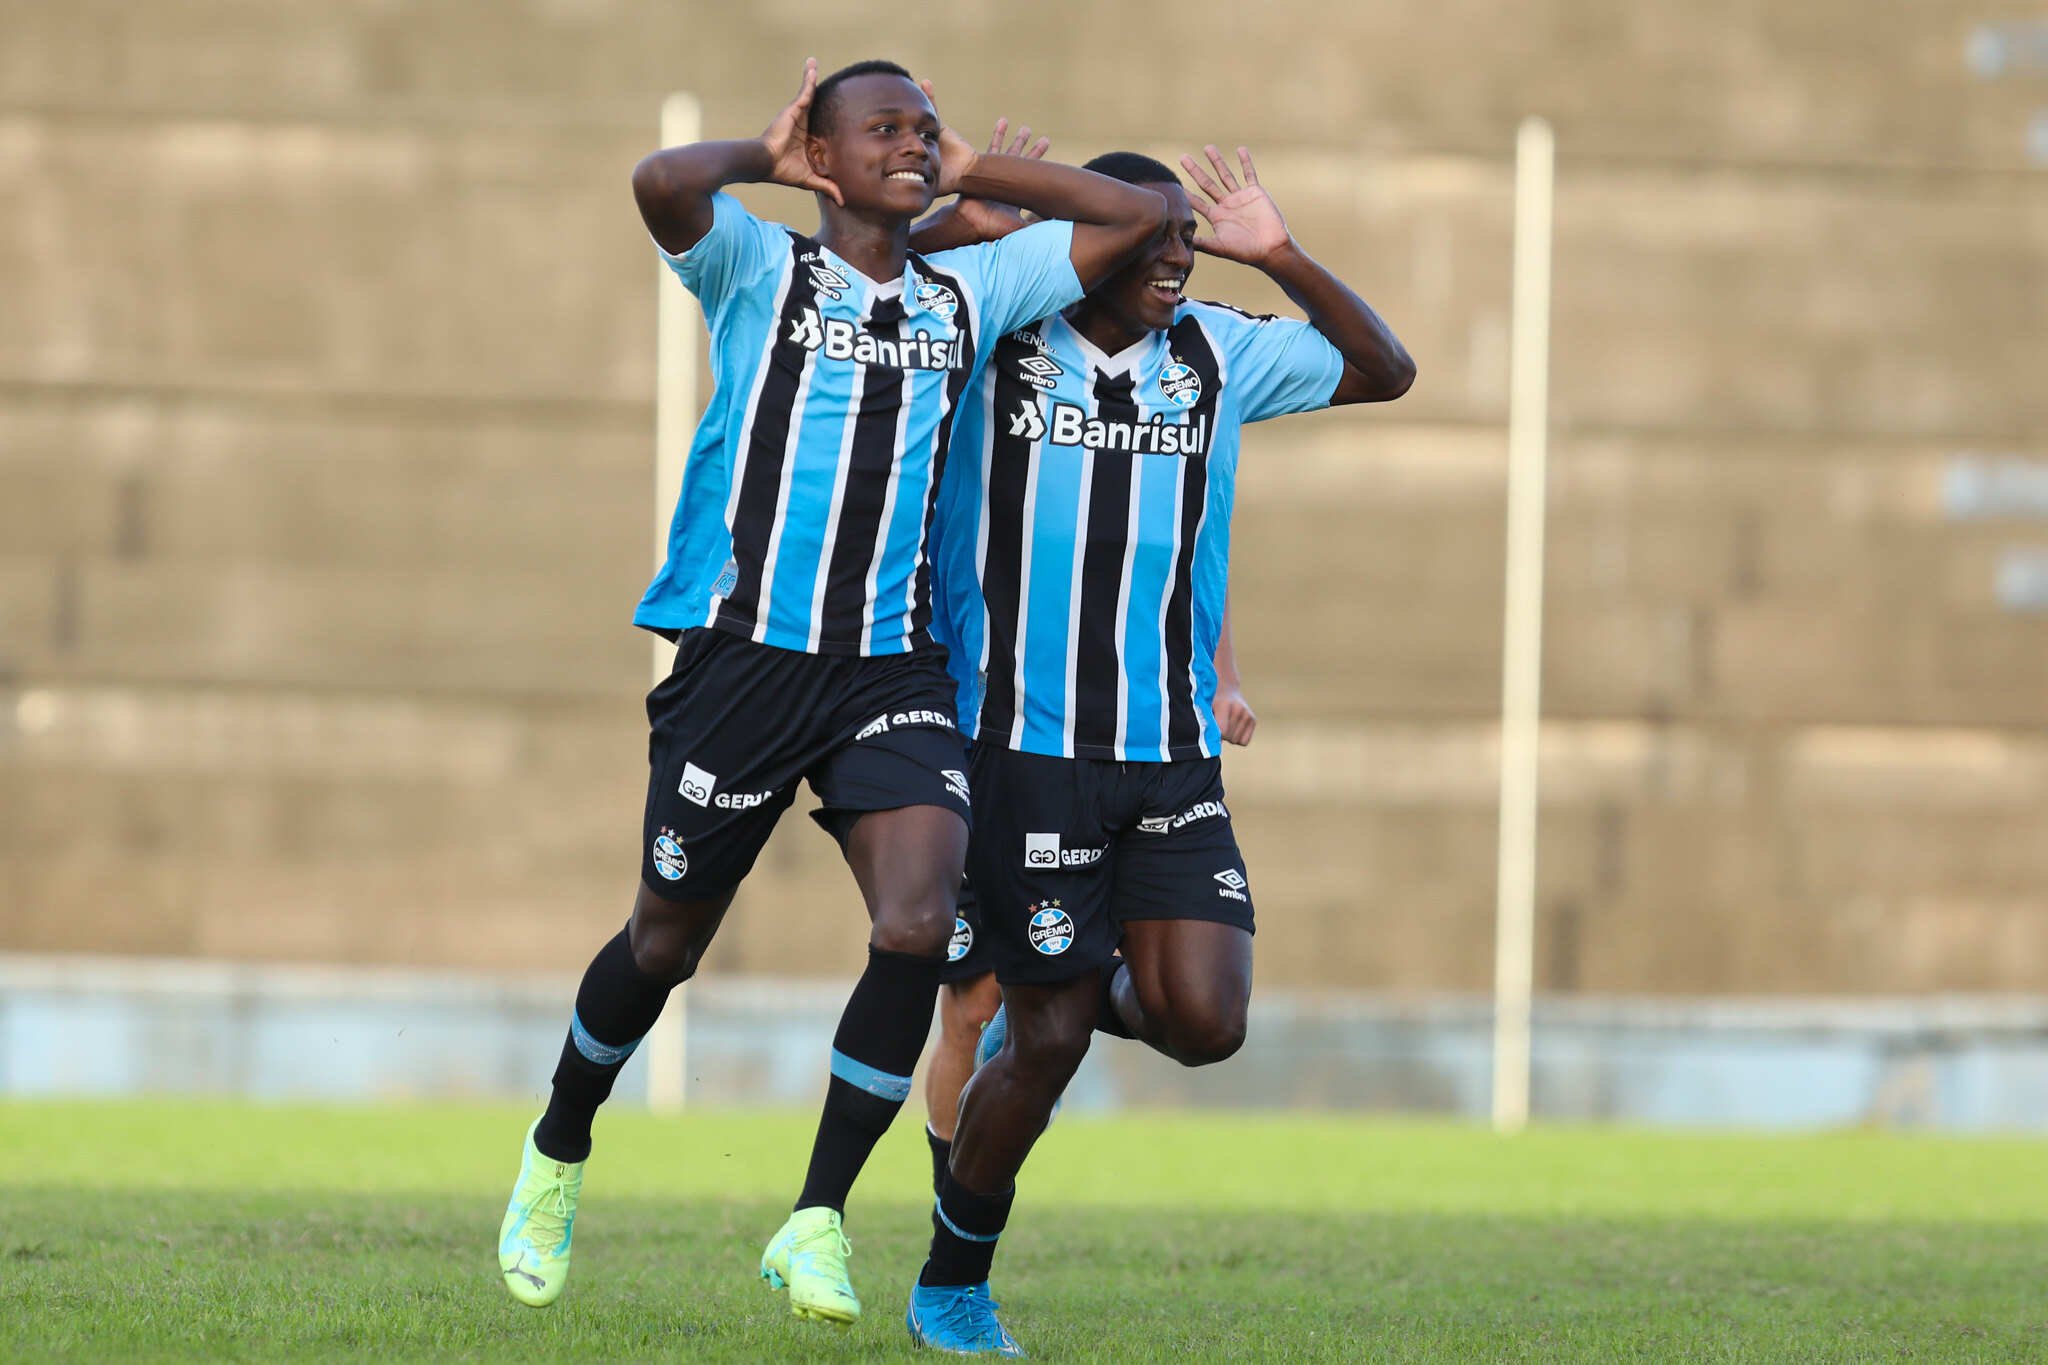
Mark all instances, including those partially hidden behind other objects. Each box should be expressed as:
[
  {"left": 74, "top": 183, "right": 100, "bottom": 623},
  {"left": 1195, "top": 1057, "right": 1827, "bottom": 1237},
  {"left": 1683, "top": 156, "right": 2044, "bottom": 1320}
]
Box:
[
  {"left": 497, "top": 1120, "right": 582, "bottom": 1307},
  {"left": 759, "top": 1205, "right": 861, "bottom": 1325}
]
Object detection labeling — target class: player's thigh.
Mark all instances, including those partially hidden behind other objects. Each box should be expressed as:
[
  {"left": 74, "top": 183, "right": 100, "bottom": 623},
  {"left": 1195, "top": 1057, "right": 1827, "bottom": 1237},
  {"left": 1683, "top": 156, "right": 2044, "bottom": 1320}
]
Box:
[
  {"left": 965, "top": 744, "right": 1119, "bottom": 986},
  {"left": 641, "top": 634, "right": 818, "bottom": 901},
  {"left": 1114, "top": 760, "right": 1255, "bottom": 1030},
  {"left": 812, "top": 725, "right": 971, "bottom": 952}
]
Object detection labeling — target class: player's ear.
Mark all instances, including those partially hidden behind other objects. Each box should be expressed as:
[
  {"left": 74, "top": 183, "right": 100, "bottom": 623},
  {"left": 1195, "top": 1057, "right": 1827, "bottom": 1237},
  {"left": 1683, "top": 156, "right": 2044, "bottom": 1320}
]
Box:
[{"left": 806, "top": 129, "right": 832, "bottom": 175}]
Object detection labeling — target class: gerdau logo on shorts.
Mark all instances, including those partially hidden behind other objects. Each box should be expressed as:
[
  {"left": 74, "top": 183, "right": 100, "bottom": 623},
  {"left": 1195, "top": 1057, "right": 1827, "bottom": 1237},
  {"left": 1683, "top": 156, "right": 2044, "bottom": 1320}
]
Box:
[
  {"left": 678, "top": 762, "right": 717, "bottom": 807},
  {"left": 1028, "top": 902, "right": 1074, "bottom": 955},
  {"left": 1023, "top": 832, "right": 1105, "bottom": 870}
]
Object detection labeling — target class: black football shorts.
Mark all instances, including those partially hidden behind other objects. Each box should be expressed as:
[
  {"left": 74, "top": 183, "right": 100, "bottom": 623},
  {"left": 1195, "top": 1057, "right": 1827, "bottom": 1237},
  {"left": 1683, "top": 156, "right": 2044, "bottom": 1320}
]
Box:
[
  {"left": 640, "top": 628, "right": 971, "bottom": 901},
  {"left": 964, "top": 742, "right": 1253, "bottom": 985}
]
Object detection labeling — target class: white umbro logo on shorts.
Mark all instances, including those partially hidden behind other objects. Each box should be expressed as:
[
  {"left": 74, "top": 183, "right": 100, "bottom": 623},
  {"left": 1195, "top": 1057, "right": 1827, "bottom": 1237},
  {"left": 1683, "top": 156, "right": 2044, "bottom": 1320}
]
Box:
[
  {"left": 1214, "top": 869, "right": 1247, "bottom": 890},
  {"left": 678, "top": 761, "right": 717, "bottom": 807}
]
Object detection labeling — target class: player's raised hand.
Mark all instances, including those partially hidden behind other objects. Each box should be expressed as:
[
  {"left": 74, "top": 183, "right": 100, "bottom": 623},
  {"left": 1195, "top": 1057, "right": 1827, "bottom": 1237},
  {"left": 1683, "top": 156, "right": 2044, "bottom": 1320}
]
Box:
[
  {"left": 1180, "top": 145, "right": 1290, "bottom": 265},
  {"left": 761, "top": 58, "right": 843, "bottom": 204},
  {"left": 947, "top": 118, "right": 1050, "bottom": 237}
]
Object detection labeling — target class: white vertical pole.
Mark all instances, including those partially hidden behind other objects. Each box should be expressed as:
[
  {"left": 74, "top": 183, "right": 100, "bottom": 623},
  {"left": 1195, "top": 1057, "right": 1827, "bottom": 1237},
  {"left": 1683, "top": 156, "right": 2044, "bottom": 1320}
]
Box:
[
  {"left": 644, "top": 90, "right": 701, "bottom": 1117},
  {"left": 1491, "top": 116, "right": 1555, "bottom": 1135}
]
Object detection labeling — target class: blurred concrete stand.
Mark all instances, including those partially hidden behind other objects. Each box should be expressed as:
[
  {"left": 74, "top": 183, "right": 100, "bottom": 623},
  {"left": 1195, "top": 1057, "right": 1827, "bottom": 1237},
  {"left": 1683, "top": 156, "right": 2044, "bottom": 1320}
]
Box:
[
  {"left": 5, "top": 3, "right": 2048, "bottom": 1073},
  {"left": 9, "top": 953, "right": 2048, "bottom": 1131}
]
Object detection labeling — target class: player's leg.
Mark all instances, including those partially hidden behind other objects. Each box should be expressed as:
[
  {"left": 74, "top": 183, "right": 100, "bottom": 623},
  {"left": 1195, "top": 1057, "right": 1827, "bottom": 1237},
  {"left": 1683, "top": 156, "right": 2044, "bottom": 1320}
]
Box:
[
  {"left": 925, "top": 972, "right": 1000, "bottom": 1182},
  {"left": 1096, "top": 758, "right": 1257, "bottom": 1065},
  {"left": 908, "top": 744, "right": 1118, "bottom": 1354},
  {"left": 501, "top": 629, "right": 802, "bottom": 1308},
  {"left": 925, "top": 881, "right": 999, "bottom": 1190},
  {"left": 761, "top": 719, "right": 971, "bottom": 1325},
  {"left": 1108, "top": 917, "right": 1252, "bottom": 1064}
]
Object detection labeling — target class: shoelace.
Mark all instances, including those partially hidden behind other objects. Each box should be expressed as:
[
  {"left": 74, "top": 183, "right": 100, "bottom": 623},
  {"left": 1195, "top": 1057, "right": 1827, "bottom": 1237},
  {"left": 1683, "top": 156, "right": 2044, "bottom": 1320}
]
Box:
[
  {"left": 520, "top": 1172, "right": 576, "bottom": 1244},
  {"left": 791, "top": 1222, "right": 853, "bottom": 1264},
  {"left": 934, "top": 1287, "right": 1004, "bottom": 1341}
]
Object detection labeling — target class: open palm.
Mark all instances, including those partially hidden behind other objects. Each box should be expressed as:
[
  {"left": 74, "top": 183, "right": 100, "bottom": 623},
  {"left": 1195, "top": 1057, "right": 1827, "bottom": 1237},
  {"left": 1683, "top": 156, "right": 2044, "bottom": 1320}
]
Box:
[{"left": 1180, "top": 145, "right": 1290, "bottom": 265}]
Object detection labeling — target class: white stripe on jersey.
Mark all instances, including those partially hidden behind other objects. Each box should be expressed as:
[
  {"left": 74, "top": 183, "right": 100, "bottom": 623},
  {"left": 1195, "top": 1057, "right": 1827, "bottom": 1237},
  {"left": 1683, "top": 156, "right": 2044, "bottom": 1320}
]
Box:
[
  {"left": 1112, "top": 428, "right": 1145, "bottom": 761},
  {"left": 861, "top": 316, "right": 915, "bottom": 654},
  {"left": 1060, "top": 443, "right": 1095, "bottom": 760}
]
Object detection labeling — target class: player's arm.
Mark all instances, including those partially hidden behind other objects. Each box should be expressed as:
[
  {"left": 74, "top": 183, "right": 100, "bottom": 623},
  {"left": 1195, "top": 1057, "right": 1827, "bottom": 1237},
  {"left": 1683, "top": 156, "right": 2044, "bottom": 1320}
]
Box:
[
  {"left": 1181, "top": 145, "right": 1415, "bottom": 405},
  {"left": 1213, "top": 599, "right": 1257, "bottom": 746},
  {"left": 632, "top": 58, "right": 843, "bottom": 256},
  {"left": 925, "top": 83, "right": 1166, "bottom": 289},
  {"left": 910, "top": 119, "right": 1050, "bottom": 254}
]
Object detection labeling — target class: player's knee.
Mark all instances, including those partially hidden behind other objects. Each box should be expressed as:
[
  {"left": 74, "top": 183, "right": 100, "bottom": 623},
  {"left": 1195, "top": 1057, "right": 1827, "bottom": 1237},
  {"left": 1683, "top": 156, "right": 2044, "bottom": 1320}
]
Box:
[
  {"left": 629, "top": 932, "right": 701, "bottom": 987},
  {"left": 870, "top": 902, "right": 953, "bottom": 957},
  {"left": 1012, "top": 1023, "right": 1092, "bottom": 1084},
  {"left": 1166, "top": 1012, "right": 1246, "bottom": 1067}
]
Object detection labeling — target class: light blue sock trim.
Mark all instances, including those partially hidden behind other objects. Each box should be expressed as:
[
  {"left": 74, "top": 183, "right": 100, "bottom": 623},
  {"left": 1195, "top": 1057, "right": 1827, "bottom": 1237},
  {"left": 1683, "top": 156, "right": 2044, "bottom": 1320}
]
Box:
[
  {"left": 829, "top": 1047, "right": 914, "bottom": 1102},
  {"left": 571, "top": 1011, "right": 642, "bottom": 1067},
  {"left": 933, "top": 1196, "right": 1001, "bottom": 1244}
]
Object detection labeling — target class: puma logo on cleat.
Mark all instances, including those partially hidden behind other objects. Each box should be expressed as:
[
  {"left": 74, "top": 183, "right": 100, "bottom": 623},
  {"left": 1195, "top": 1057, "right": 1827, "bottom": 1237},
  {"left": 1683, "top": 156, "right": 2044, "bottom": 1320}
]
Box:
[{"left": 505, "top": 1253, "right": 546, "bottom": 1290}]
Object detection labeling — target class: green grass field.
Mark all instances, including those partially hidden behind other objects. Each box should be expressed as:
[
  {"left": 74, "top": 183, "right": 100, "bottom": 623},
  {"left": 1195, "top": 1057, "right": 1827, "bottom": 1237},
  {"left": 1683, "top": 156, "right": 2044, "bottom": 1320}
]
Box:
[{"left": 4, "top": 1102, "right": 2046, "bottom": 1361}]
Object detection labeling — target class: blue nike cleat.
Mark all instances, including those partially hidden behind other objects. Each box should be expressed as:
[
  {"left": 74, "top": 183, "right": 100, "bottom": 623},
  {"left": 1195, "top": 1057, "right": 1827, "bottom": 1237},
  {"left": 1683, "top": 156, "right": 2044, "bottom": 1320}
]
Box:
[{"left": 906, "top": 1278, "right": 1025, "bottom": 1356}]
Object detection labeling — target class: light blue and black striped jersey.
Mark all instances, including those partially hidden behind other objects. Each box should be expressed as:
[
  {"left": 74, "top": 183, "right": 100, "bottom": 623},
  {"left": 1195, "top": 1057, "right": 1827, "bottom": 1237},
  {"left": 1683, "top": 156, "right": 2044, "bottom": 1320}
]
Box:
[
  {"left": 928, "top": 300, "right": 1345, "bottom": 761},
  {"left": 636, "top": 193, "right": 1081, "bottom": 656}
]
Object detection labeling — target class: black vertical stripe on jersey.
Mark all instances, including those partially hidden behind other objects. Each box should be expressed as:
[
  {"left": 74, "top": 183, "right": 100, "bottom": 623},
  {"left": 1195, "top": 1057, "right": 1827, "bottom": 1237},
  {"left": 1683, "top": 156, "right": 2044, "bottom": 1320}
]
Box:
[
  {"left": 1071, "top": 370, "right": 1138, "bottom": 757},
  {"left": 971, "top": 324, "right": 1045, "bottom": 742},
  {"left": 717, "top": 231, "right": 822, "bottom": 636},
  {"left": 816, "top": 294, "right": 909, "bottom": 647},
  {"left": 1159, "top": 317, "right": 1227, "bottom": 759},
  {"left": 905, "top": 254, "right": 978, "bottom": 645}
]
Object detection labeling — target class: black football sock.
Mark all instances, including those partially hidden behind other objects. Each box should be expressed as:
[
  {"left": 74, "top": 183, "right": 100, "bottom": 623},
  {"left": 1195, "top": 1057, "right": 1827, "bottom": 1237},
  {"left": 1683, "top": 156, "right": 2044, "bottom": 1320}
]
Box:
[
  {"left": 1095, "top": 960, "right": 1137, "bottom": 1039},
  {"left": 533, "top": 928, "right": 676, "bottom": 1163},
  {"left": 926, "top": 1123, "right": 953, "bottom": 1197},
  {"left": 794, "top": 946, "right": 944, "bottom": 1213},
  {"left": 921, "top": 1170, "right": 1015, "bottom": 1287}
]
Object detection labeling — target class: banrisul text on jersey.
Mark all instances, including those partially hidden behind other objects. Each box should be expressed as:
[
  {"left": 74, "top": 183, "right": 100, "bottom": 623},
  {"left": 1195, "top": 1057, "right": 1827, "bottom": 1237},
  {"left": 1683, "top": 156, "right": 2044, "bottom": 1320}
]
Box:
[
  {"left": 637, "top": 194, "right": 1082, "bottom": 657},
  {"left": 927, "top": 301, "right": 1345, "bottom": 761}
]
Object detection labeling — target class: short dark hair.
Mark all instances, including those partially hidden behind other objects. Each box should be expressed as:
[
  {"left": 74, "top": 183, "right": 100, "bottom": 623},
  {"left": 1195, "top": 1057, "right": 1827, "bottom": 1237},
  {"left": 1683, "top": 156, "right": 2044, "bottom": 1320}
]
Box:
[
  {"left": 1082, "top": 151, "right": 1181, "bottom": 188},
  {"left": 811, "top": 59, "right": 916, "bottom": 137}
]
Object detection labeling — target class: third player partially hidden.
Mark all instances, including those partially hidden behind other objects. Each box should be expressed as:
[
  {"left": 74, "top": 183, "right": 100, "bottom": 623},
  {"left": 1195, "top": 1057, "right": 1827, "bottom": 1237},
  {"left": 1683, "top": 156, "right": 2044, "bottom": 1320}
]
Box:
[{"left": 909, "top": 145, "right": 1414, "bottom": 1353}]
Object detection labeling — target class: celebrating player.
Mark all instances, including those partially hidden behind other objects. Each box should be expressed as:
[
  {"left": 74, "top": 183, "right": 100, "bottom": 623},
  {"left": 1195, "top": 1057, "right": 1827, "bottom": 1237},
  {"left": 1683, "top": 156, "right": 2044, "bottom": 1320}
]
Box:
[
  {"left": 906, "top": 145, "right": 1414, "bottom": 1352},
  {"left": 494, "top": 60, "right": 1165, "bottom": 1325}
]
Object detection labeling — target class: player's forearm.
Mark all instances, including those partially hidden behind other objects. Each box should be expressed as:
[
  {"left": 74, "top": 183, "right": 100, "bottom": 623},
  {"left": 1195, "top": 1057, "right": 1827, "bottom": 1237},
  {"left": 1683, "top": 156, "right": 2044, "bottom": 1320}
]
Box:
[
  {"left": 633, "top": 139, "right": 777, "bottom": 254},
  {"left": 1215, "top": 603, "right": 1242, "bottom": 690},
  {"left": 956, "top": 154, "right": 1157, "bottom": 231},
  {"left": 908, "top": 202, "right": 1027, "bottom": 254},
  {"left": 1262, "top": 240, "right": 1416, "bottom": 402}
]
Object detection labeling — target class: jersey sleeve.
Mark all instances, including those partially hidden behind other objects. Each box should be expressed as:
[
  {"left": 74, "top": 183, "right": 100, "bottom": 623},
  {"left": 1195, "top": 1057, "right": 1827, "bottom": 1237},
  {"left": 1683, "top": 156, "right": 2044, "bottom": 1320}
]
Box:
[
  {"left": 936, "top": 220, "right": 1082, "bottom": 347},
  {"left": 1200, "top": 305, "right": 1348, "bottom": 424},
  {"left": 655, "top": 191, "right": 783, "bottom": 320}
]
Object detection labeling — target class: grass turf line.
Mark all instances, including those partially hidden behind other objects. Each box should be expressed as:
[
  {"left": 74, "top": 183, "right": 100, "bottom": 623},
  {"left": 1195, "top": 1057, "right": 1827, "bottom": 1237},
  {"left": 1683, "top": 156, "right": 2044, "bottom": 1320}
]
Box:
[{"left": 4, "top": 1102, "right": 2047, "bottom": 1361}]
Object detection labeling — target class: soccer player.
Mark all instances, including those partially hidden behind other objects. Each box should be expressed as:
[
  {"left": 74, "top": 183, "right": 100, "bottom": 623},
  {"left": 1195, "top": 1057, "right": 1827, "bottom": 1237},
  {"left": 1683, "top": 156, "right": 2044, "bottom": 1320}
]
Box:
[
  {"left": 494, "top": 59, "right": 1166, "bottom": 1323},
  {"left": 922, "top": 597, "right": 1253, "bottom": 1194},
  {"left": 905, "top": 145, "right": 1414, "bottom": 1352}
]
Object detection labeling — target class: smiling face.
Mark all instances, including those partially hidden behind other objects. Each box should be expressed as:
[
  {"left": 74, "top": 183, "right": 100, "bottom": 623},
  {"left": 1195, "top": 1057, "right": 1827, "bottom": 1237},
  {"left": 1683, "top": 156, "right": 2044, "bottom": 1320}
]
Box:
[
  {"left": 1085, "top": 181, "right": 1197, "bottom": 337},
  {"left": 807, "top": 72, "right": 939, "bottom": 219}
]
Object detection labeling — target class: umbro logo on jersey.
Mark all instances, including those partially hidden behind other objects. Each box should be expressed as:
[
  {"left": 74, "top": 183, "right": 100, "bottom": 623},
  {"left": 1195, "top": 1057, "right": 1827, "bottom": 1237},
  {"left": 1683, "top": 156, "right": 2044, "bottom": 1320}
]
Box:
[
  {"left": 1045, "top": 402, "right": 1207, "bottom": 455},
  {"left": 1008, "top": 401, "right": 1046, "bottom": 441},
  {"left": 1016, "top": 354, "right": 1063, "bottom": 390},
  {"left": 787, "top": 309, "right": 961, "bottom": 371},
  {"left": 1215, "top": 868, "right": 1249, "bottom": 902},
  {"left": 678, "top": 761, "right": 717, "bottom": 807},
  {"left": 809, "top": 263, "right": 850, "bottom": 299}
]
